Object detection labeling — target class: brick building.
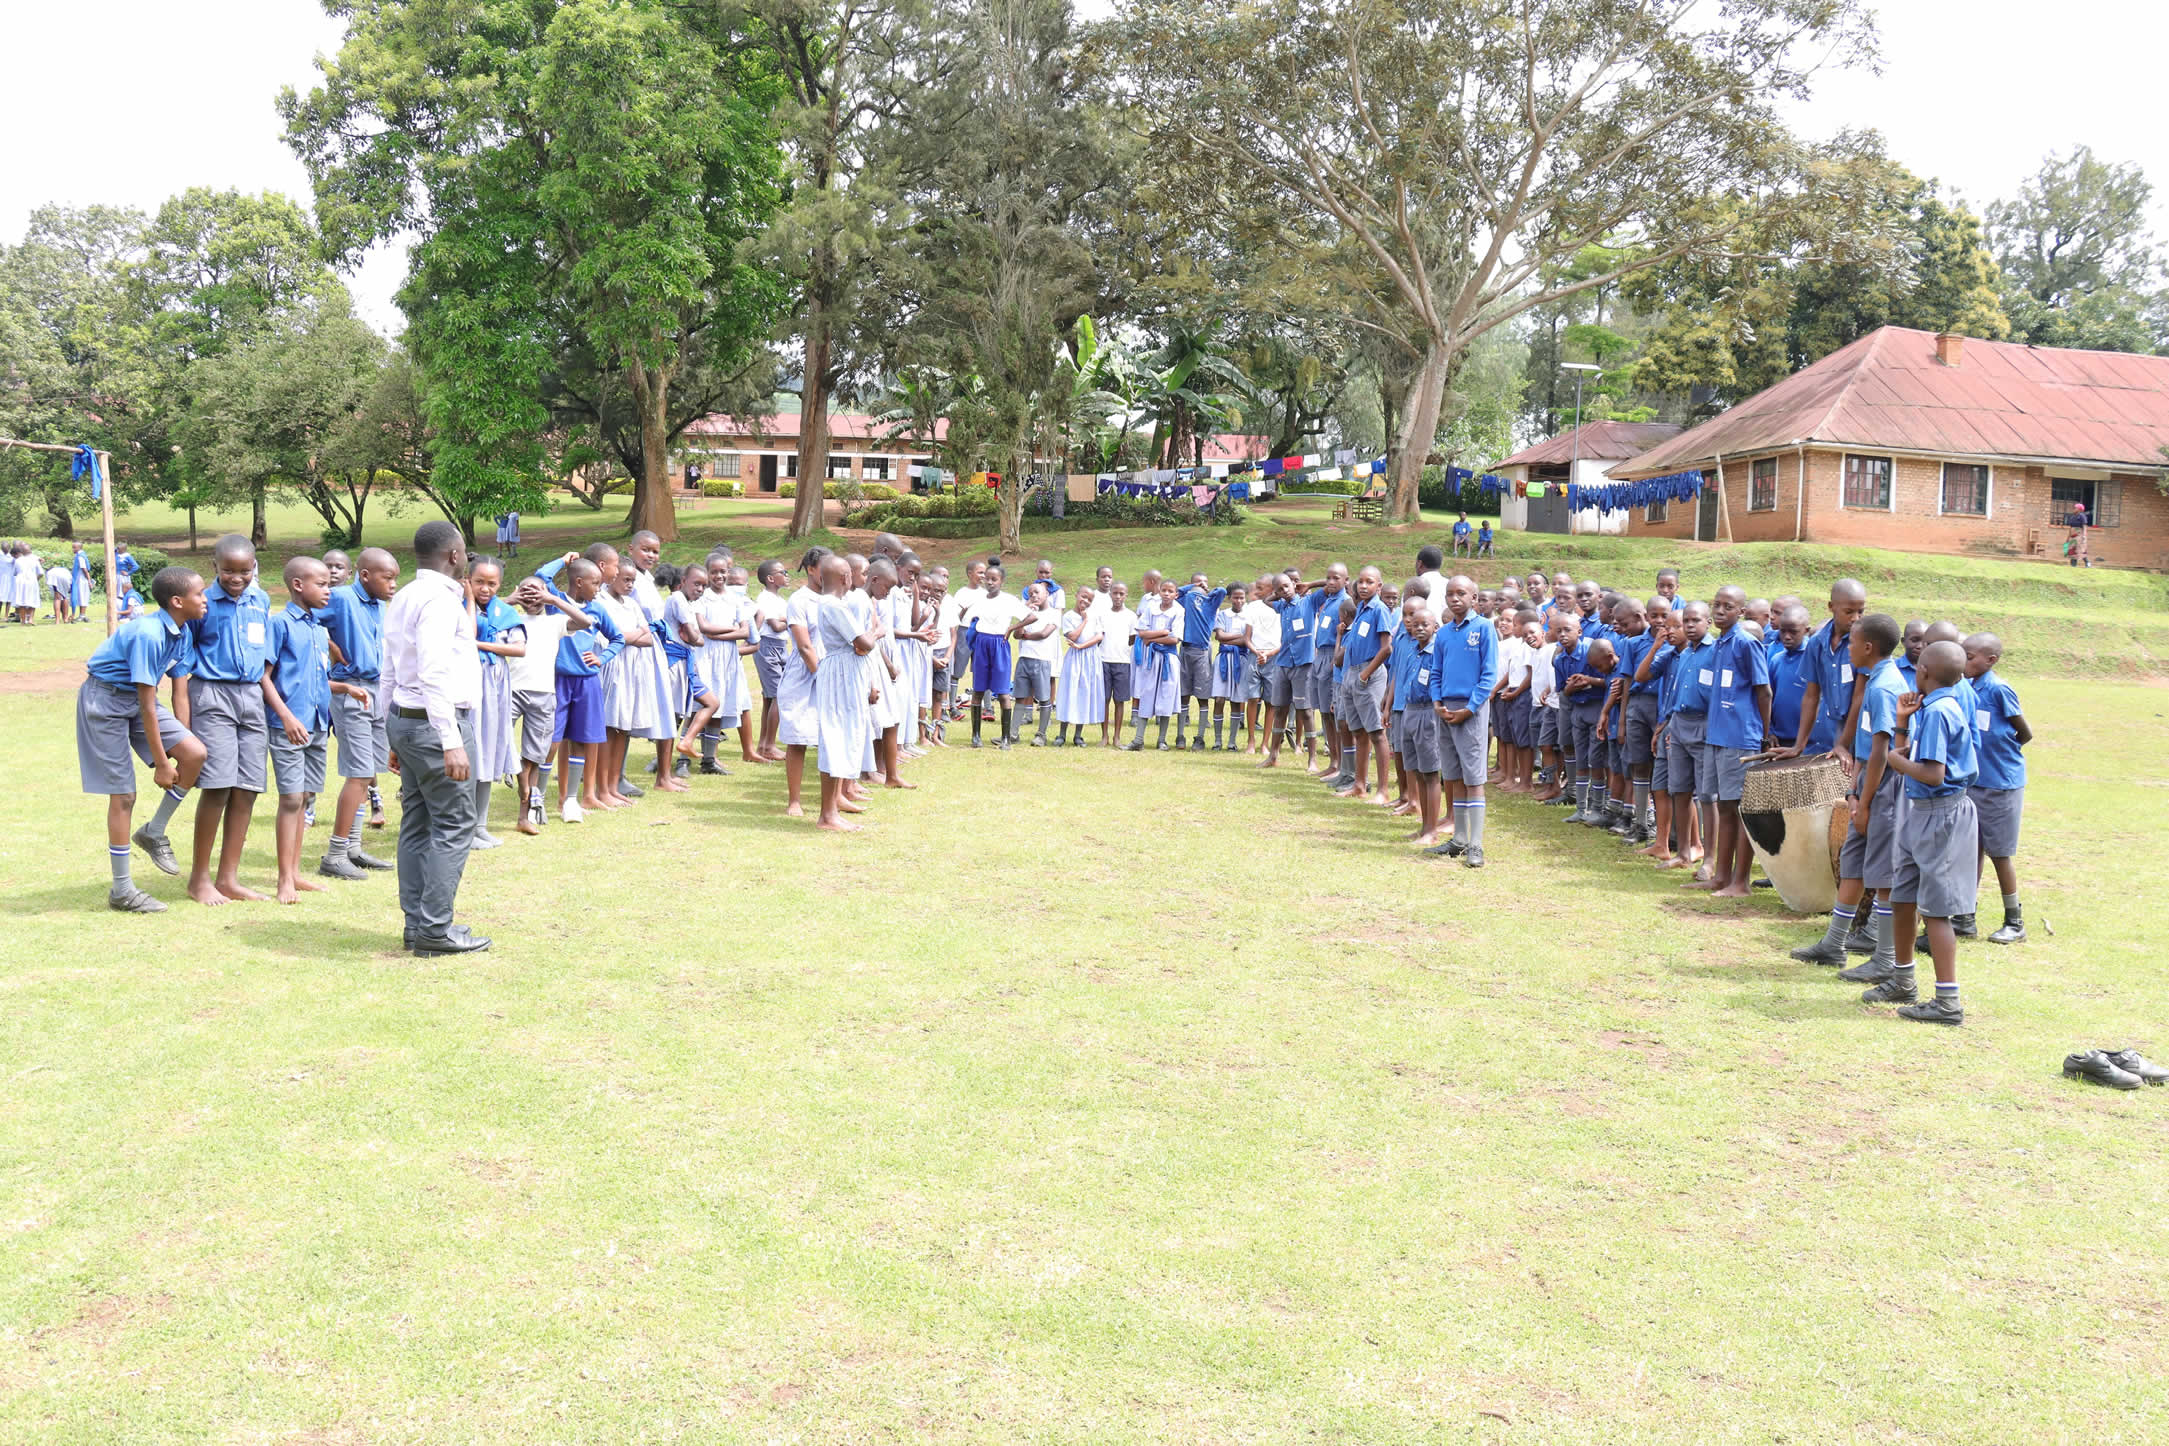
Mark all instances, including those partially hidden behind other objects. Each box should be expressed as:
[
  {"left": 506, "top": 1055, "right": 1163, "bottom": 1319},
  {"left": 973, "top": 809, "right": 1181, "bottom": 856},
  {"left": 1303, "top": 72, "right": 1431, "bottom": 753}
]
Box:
[{"left": 1608, "top": 326, "right": 2169, "bottom": 570}]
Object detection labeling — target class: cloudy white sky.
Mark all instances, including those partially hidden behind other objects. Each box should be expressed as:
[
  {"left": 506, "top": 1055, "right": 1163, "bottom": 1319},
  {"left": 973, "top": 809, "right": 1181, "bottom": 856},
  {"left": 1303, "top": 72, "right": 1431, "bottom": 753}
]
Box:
[{"left": 6, "top": 1, "right": 2167, "bottom": 338}]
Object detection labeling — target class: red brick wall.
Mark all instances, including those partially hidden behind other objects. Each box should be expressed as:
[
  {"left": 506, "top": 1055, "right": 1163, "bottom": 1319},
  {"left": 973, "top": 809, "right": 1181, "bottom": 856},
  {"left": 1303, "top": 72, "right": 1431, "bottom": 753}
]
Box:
[{"left": 1626, "top": 449, "right": 2169, "bottom": 569}]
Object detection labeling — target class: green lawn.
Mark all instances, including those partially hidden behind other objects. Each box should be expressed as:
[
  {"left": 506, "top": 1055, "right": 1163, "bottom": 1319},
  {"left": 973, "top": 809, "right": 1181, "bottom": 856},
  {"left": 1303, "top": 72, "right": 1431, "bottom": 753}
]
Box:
[{"left": 3, "top": 509, "right": 2167, "bottom": 1441}]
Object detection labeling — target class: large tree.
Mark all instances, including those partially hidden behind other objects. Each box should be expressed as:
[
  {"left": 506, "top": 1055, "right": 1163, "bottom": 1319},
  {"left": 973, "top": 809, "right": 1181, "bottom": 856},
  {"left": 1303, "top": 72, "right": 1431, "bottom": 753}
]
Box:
[
  {"left": 1117, "top": 0, "right": 1891, "bottom": 523},
  {"left": 748, "top": 0, "right": 941, "bottom": 539},
  {"left": 180, "top": 288, "right": 390, "bottom": 547},
  {"left": 898, "top": 0, "right": 1118, "bottom": 554},
  {"left": 283, "top": 0, "right": 788, "bottom": 541},
  {"left": 1987, "top": 146, "right": 2166, "bottom": 353}
]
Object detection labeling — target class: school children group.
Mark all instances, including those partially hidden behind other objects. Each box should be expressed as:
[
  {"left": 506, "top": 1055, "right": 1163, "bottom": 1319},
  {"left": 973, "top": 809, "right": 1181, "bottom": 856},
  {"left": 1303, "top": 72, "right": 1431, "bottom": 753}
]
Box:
[{"left": 74, "top": 532, "right": 2032, "bottom": 1025}]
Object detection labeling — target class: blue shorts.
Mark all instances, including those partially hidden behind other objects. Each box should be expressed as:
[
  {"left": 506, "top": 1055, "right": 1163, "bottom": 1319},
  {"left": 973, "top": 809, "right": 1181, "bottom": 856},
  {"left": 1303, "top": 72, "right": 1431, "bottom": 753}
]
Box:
[
  {"left": 969, "top": 629, "right": 1013, "bottom": 696},
  {"left": 552, "top": 672, "right": 605, "bottom": 745}
]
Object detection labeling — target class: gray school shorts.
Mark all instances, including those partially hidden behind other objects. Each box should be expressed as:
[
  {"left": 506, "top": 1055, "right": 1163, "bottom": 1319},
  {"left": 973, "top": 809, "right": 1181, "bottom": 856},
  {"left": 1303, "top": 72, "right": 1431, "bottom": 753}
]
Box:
[
  {"left": 1702, "top": 743, "right": 1751, "bottom": 803},
  {"left": 75, "top": 679, "right": 199, "bottom": 796},
  {"left": 1101, "top": 661, "right": 1132, "bottom": 702},
  {"left": 931, "top": 664, "right": 951, "bottom": 696},
  {"left": 1287, "top": 660, "right": 1312, "bottom": 711},
  {"left": 1535, "top": 706, "right": 1558, "bottom": 750},
  {"left": 1262, "top": 662, "right": 1294, "bottom": 709},
  {"left": 1310, "top": 654, "right": 1338, "bottom": 713},
  {"left": 1651, "top": 749, "right": 1670, "bottom": 793},
  {"left": 513, "top": 687, "right": 556, "bottom": 764},
  {"left": 1178, "top": 644, "right": 1211, "bottom": 697},
  {"left": 1438, "top": 702, "right": 1488, "bottom": 784},
  {"left": 1567, "top": 710, "right": 1599, "bottom": 773},
  {"left": 1399, "top": 704, "right": 1444, "bottom": 774},
  {"left": 1891, "top": 791, "right": 1979, "bottom": 918},
  {"left": 1666, "top": 710, "right": 1711, "bottom": 799},
  {"left": 1340, "top": 667, "right": 1388, "bottom": 732},
  {"left": 756, "top": 641, "right": 788, "bottom": 699},
  {"left": 1013, "top": 656, "right": 1052, "bottom": 703},
  {"left": 1837, "top": 764, "right": 1901, "bottom": 890},
  {"left": 1970, "top": 786, "right": 2022, "bottom": 859},
  {"left": 188, "top": 676, "right": 269, "bottom": 793},
  {"left": 1504, "top": 692, "right": 1533, "bottom": 749},
  {"left": 332, "top": 685, "right": 387, "bottom": 778},
  {"left": 268, "top": 726, "right": 329, "bottom": 797},
  {"left": 1623, "top": 694, "right": 1660, "bottom": 769}
]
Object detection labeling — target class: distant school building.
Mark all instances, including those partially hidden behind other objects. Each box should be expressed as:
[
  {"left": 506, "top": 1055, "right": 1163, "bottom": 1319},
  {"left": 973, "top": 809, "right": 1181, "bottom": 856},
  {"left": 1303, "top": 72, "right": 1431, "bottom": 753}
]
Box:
[
  {"left": 1492, "top": 421, "right": 1685, "bottom": 536},
  {"left": 1601, "top": 326, "right": 2169, "bottom": 570}
]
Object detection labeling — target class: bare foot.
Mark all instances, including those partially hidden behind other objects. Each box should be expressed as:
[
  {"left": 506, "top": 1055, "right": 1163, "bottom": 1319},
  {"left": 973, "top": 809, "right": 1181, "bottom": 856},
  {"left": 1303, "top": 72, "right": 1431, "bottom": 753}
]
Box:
[
  {"left": 277, "top": 880, "right": 299, "bottom": 904},
  {"left": 838, "top": 798, "right": 866, "bottom": 814},
  {"left": 1711, "top": 882, "right": 1751, "bottom": 898},
  {"left": 883, "top": 778, "right": 917, "bottom": 789},
  {"left": 1411, "top": 830, "right": 1444, "bottom": 847},
  {"left": 516, "top": 815, "right": 541, "bottom": 835},
  {"left": 1366, "top": 792, "right": 1392, "bottom": 806},
  {"left": 1259, "top": 755, "right": 1278, "bottom": 769},
  {"left": 784, "top": 801, "right": 805, "bottom": 818},
  {"left": 816, "top": 816, "right": 862, "bottom": 832},
  {"left": 187, "top": 878, "right": 228, "bottom": 908},
  {"left": 1683, "top": 872, "right": 1714, "bottom": 890},
  {"left": 1391, "top": 801, "right": 1417, "bottom": 816}
]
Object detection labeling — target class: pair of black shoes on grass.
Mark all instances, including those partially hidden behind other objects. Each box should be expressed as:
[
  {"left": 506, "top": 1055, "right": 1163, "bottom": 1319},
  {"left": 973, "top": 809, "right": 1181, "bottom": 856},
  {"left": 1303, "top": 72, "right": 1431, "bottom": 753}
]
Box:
[
  {"left": 1915, "top": 911, "right": 2027, "bottom": 949},
  {"left": 2063, "top": 1049, "right": 2169, "bottom": 1091}
]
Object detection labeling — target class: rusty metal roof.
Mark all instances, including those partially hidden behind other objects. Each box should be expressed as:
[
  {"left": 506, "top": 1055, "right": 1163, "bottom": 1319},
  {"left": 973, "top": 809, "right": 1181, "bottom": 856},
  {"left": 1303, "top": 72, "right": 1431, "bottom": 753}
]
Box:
[
  {"left": 1496, "top": 420, "right": 1684, "bottom": 468},
  {"left": 1612, "top": 326, "right": 2169, "bottom": 477}
]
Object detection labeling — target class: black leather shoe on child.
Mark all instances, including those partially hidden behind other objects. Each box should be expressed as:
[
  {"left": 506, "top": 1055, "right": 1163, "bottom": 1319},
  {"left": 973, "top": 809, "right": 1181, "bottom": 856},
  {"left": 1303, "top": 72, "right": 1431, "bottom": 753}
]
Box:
[{"left": 2064, "top": 1050, "right": 2141, "bottom": 1089}]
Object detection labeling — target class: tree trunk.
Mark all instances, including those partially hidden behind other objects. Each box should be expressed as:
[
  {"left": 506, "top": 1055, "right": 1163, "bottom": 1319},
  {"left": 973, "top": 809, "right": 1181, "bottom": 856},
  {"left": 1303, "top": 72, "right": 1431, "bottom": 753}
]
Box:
[
  {"left": 625, "top": 362, "right": 680, "bottom": 542},
  {"left": 44, "top": 491, "right": 74, "bottom": 540},
  {"left": 251, "top": 485, "right": 269, "bottom": 548},
  {"left": 788, "top": 304, "right": 834, "bottom": 540},
  {"left": 1385, "top": 340, "right": 1453, "bottom": 526},
  {"left": 998, "top": 452, "right": 1026, "bottom": 557},
  {"left": 186, "top": 505, "right": 198, "bottom": 553}
]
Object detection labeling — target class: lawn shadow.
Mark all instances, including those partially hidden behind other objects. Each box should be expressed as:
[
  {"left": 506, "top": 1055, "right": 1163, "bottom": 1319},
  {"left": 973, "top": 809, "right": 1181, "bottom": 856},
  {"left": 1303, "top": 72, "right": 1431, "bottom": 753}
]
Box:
[
  {"left": 226, "top": 919, "right": 405, "bottom": 960},
  {"left": 1, "top": 882, "right": 130, "bottom": 917}
]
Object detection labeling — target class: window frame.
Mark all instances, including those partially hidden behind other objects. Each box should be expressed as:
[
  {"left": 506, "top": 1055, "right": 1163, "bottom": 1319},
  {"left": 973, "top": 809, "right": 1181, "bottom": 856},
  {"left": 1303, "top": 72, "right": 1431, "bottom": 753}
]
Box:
[
  {"left": 1841, "top": 453, "right": 1894, "bottom": 511},
  {"left": 1748, "top": 456, "right": 1779, "bottom": 513},
  {"left": 828, "top": 454, "right": 857, "bottom": 481},
  {"left": 1938, "top": 461, "right": 1989, "bottom": 517},
  {"left": 1644, "top": 499, "right": 1668, "bottom": 524}
]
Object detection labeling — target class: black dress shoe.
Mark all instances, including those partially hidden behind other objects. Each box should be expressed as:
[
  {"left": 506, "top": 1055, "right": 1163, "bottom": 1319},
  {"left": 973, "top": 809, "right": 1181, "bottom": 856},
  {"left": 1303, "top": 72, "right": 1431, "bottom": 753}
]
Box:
[
  {"left": 411, "top": 926, "right": 491, "bottom": 956},
  {"left": 2064, "top": 1050, "right": 2141, "bottom": 1089},
  {"left": 2105, "top": 1049, "right": 2169, "bottom": 1085}
]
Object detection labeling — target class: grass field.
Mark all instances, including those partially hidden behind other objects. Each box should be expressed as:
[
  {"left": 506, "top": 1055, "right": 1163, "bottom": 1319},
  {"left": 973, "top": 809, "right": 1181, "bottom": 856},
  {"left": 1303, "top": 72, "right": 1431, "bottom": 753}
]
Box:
[{"left": 3, "top": 502, "right": 2168, "bottom": 1441}]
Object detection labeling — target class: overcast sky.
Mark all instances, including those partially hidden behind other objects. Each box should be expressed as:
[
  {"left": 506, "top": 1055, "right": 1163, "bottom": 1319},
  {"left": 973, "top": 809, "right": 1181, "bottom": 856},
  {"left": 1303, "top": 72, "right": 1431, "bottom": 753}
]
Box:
[{"left": 7, "top": 1, "right": 2167, "bottom": 339}]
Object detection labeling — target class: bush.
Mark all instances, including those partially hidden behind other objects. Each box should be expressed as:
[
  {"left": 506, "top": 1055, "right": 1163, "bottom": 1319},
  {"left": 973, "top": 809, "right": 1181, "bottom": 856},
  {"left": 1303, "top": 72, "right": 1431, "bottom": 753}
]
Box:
[
  {"left": 777, "top": 479, "right": 898, "bottom": 501},
  {"left": 87, "top": 544, "right": 172, "bottom": 592},
  {"left": 601, "top": 477, "right": 635, "bottom": 496},
  {"left": 700, "top": 479, "right": 744, "bottom": 498},
  {"left": 1279, "top": 476, "right": 1362, "bottom": 496},
  {"left": 1416, "top": 465, "right": 1502, "bottom": 516}
]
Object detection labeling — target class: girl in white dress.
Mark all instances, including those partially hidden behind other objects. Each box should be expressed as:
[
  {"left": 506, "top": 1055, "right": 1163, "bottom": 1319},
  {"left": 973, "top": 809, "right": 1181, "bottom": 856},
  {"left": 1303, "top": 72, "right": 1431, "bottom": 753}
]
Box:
[
  {"left": 1053, "top": 586, "right": 1105, "bottom": 746},
  {"left": 776, "top": 547, "right": 830, "bottom": 818}
]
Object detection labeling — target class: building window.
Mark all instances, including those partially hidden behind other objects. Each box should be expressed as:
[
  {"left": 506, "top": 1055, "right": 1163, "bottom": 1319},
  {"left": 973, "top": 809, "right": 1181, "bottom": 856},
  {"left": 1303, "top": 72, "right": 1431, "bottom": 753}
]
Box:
[
  {"left": 1940, "top": 462, "right": 1988, "bottom": 516},
  {"left": 707, "top": 453, "right": 741, "bottom": 479},
  {"left": 783, "top": 453, "right": 798, "bottom": 479},
  {"left": 1645, "top": 500, "right": 1668, "bottom": 524},
  {"left": 2050, "top": 478, "right": 2121, "bottom": 527},
  {"left": 1842, "top": 454, "right": 1892, "bottom": 510},
  {"left": 862, "top": 455, "right": 892, "bottom": 481},
  {"left": 828, "top": 455, "right": 856, "bottom": 480},
  {"left": 1749, "top": 456, "right": 1778, "bottom": 512}
]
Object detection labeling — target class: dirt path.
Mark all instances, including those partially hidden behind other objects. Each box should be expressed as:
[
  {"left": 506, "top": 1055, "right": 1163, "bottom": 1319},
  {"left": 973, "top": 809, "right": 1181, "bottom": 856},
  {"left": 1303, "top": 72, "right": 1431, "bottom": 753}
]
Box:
[{"left": 0, "top": 665, "right": 83, "bottom": 695}]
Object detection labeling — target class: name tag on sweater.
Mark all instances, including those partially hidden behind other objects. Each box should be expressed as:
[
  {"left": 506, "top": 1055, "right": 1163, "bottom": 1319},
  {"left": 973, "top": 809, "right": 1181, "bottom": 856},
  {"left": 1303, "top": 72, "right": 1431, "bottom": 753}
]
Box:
[{"left": 1698, "top": 669, "right": 1714, "bottom": 685}]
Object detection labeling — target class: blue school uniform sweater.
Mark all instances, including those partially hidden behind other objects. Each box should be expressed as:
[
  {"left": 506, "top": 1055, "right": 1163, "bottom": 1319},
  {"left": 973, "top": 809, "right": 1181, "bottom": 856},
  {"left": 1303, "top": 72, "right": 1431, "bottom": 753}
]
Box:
[
  {"left": 266, "top": 602, "right": 333, "bottom": 733},
  {"left": 1430, "top": 615, "right": 1499, "bottom": 710},
  {"left": 86, "top": 611, "right": 193, "bottom": 689},
  {"left": 1175, "top": 584, "right": 1227, "bottom": 647},
  {"left": 1768, "top": 641, "right": 1811, "bottom": 745},
  {"left": 1555, "top": 640, "right": 1604, "bottom": 717},
  {"left": 1971, "top": 668, "right": 2026, "bottom": 790},
  {"left": 1803, "top": 620, "right": 1853, "bottom": 752},
  {"left": 1906, "top": 686, "right": 1978, "bottom": 800},
  {"left": 476, "top": 596, "right": 524, "bottom": 669},
  {"left": 1304, "top": 588, "right": 1347, "bottom": 656}
]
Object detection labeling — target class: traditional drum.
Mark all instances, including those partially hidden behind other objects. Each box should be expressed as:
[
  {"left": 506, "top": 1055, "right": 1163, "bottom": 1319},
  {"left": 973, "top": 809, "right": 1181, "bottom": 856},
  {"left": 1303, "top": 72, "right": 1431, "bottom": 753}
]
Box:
[{"left": 1740, "top": 753, "right": 1849, "bottom": 914}]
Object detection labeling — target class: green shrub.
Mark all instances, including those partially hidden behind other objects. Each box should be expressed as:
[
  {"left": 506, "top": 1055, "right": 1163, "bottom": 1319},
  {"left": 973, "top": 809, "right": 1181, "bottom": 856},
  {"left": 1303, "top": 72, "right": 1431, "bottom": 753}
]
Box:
[
  {"left": 700, "top": 479, "right": 744, "bottom": 498},
  {"left": 1416, "top": 465, "right": 1501, "bottom": 516},
  {"left": 602, "top": 477, "right": 635, "bottom": 496},
  {"left": 1279, "top": 476, "right": 1362, "bottom": 497},
  {"left": 88, "top": 544, "right": 173, "bottom": 592}
]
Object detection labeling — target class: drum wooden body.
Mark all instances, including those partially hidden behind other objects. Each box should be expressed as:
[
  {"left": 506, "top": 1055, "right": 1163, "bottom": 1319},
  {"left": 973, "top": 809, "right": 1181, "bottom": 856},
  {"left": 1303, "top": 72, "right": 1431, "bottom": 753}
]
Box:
[{"left": 1740, "top": 755, "right": 1848, "bottom": 914}]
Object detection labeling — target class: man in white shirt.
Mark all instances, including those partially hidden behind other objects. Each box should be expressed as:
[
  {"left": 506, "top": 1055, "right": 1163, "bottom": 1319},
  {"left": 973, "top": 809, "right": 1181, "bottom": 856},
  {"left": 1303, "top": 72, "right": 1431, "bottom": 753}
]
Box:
[
  {"left": 378, "top": 521, "right": 489, "bottom": 955},
  {"left": 1414, "top": 544, "right": 1449, "bottom": 621}
]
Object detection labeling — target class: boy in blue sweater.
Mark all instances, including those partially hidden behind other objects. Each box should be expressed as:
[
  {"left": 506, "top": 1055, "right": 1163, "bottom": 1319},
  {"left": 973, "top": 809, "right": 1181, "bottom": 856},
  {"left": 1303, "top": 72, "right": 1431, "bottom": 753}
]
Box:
[{"left": 1963, "top": 633, "right": 2031, "bottom": 945}]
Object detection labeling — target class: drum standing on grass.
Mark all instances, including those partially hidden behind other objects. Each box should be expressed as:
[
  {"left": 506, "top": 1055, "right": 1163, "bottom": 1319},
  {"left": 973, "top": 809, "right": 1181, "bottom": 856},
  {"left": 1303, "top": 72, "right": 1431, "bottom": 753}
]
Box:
[{"left": 1740, "top": 753, "right": 1850, "bottom": 914}]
